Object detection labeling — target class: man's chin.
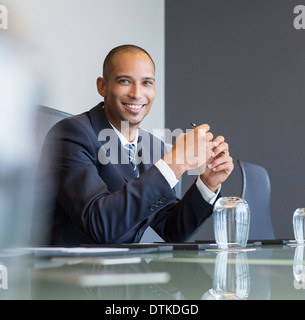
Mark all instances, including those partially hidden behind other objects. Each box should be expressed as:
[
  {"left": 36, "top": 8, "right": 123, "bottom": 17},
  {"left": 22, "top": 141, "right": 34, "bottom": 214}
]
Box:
[
  {"left": 127, "top": 119, "right": 142, "bottom": 127},
  {"left": 123, "top": 113, "right": 147, "bottom": 127}
]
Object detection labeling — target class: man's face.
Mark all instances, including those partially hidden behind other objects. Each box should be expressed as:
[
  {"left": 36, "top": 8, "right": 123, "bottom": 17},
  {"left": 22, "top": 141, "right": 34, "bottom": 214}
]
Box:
[{"left": 99, "top": 51, "right": 156, "bottom": 131}]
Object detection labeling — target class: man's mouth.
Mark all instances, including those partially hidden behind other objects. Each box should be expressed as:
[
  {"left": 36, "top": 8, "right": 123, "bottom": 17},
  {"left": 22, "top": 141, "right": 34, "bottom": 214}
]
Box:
[{"left": 122, "top": 103, "right": 146, "bottom": 110}]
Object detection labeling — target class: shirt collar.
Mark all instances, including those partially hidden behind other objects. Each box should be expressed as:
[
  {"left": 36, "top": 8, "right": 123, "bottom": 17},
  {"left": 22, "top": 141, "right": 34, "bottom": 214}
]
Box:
[
  {"left": 108, "top": 122, "right": 138, "bottom": 149},
  {"left": 102, "top": 103, "right": 138, "bottom": 147}
]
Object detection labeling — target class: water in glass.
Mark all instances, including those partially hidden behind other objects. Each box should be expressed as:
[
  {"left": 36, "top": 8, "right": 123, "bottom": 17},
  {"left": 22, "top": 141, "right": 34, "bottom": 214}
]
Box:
[
  {"left": 293, "top": 208, "right": 305, "bottom": 244},
  {"left": 213, "top": 197, "right": 250, "bottom": 249}
]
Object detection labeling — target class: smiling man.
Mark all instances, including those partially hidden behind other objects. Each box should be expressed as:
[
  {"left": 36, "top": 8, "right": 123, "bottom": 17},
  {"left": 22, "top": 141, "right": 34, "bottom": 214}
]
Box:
[
  {"left": 97, "top": 46, "right": 155, "bottom": 139},
  {"left": 37, "top": 44, "right": 233, "bottom": 246}
]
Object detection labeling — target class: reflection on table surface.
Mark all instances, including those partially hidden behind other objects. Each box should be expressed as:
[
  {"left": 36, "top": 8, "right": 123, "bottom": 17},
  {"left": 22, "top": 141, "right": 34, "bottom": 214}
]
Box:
[{"left": 1, "top": 244, "right": 305, "bottom": 300}]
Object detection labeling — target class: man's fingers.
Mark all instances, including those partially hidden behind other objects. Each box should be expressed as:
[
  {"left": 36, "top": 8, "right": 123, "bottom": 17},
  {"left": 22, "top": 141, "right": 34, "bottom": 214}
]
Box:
[
  {"left": 211, "top": 162, "right": 233, "bottom": 172},
  {"left": 213, "top": 136, "right": 225, "bottom": 147},
  {"left": 196, "top": 123, "right": 210, "bottom": 133},
  {"left": 207, "top": 155, "right": 233, "bottom": 170},
  {"left": 206, "top": 132, "right": 213, "bottom": 143},
  {"left": 212, "top": 141, "right": 229, "bottom": 158}
]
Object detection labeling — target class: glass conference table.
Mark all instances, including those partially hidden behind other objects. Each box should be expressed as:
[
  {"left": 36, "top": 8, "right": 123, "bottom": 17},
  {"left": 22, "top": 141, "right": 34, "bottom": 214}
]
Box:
[{"left": 1, "top": 240, "right": 305, "bottom": 300}]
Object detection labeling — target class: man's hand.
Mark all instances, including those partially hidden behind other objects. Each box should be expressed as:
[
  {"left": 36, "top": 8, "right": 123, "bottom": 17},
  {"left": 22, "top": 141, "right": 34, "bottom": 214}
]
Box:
[
  {"left": 163, "top": 124, "right": 214, "bottom": 179},
  {"left": 199, "top": 136, "right": 234, "bottom": 193}
]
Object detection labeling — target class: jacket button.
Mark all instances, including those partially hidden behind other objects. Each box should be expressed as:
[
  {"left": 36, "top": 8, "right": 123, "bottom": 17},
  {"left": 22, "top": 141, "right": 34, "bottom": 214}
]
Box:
[
  {"left": 159, "top": 197, "right": 167, "bottom": 204},
  {"left": 149, "top": 204, "right": 156, "bottom": 211}
]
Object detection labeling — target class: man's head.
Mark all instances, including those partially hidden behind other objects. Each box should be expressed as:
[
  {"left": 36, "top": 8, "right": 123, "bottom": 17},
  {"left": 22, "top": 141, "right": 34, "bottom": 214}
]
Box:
[
  {"left": 102, "top": 45, "right": 155, "bottom": 80},
  {"left": 97, "top": 45, "right": 156, "bottom": 137}
]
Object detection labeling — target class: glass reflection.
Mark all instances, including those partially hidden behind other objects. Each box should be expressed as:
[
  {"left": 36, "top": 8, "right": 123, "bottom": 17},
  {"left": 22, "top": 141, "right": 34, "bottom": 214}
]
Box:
[
  {"left": 202, "top": 251, "right": 250, "bottom": 300},
  {"left": 293, "top": 245, "right": 305, "bottom": 290}
]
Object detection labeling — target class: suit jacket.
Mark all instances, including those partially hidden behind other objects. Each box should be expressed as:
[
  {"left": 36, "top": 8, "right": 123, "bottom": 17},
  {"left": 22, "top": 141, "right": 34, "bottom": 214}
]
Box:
[{"left": 39, "top": 102, "right": 215, "bottom": 245}]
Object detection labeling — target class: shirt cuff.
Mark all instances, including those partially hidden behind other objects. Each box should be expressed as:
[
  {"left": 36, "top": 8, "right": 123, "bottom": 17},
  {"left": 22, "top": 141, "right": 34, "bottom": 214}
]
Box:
[
  {"left": 196, "top": 177, "right": 221, "bottom": 204},
  {"left": 154, "top": 159, "right": 179, "bottom": 189}
]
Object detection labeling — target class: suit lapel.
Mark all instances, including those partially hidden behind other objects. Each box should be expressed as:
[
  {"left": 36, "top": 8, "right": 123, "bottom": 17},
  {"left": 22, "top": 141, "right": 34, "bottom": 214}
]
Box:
[
  {"left": 89, "top": 103, "right": 140, "bottom": 182},
  {"left": 89, "top": 104, "right": 178, "bottom": 197},
  {"left": 137, "top": 129, "right": 152, "bottom": 173},
  {"left": 88, "top": 103, "right": 166, "bottom": 182},
  {"left": 137, "top": 128, "right": 166, "bottom": 173}
]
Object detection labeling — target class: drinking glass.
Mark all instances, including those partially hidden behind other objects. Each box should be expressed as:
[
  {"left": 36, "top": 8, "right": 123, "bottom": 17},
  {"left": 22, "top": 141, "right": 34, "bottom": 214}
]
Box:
[
  {"left": 213, "top": 197, "right": 250, "bottom": 249},
  {"left": 293, "top": 208, "right": 305, "bottom": 244}
]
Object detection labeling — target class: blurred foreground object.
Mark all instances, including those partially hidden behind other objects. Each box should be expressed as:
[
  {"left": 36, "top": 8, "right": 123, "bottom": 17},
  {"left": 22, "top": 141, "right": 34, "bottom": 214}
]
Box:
[{"left": 0, "top": 32, "right": 42, "bottom": 248}]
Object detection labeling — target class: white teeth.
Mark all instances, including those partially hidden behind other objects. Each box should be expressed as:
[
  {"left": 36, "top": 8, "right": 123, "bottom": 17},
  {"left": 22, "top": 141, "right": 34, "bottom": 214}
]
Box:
[{"left": 124, "top": 104, "right": 144, "bottom": 110}]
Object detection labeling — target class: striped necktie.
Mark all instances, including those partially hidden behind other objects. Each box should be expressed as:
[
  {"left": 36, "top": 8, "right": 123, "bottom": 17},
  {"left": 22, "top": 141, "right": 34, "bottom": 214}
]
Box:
[{"left": 124, "top": 143, "right": 139, "bottom": 178}]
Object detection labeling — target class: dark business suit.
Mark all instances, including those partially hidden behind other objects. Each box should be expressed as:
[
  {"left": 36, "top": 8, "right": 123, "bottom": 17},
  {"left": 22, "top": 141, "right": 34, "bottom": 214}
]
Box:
[{"left": 39, "top": 102, "right": 215, "bottom": 245}]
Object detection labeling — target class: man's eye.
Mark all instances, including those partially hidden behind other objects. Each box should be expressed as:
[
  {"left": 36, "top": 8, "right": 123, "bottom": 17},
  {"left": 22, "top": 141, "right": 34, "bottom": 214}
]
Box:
[
  {"left": 144, "top": 81, "right": 153, "bottom": 86},
  {"left": 119, "top": 79, "right": 130, "bottom": 84}
]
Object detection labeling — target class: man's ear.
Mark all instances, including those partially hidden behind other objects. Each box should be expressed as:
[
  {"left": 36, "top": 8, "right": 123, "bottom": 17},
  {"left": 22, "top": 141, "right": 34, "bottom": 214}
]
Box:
[{"left": 97, "top": 77, "right": 107, "bottom": 97}]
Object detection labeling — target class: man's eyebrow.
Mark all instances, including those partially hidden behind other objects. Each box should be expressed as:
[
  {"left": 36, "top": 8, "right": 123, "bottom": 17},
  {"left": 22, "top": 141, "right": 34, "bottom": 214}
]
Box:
[
  {"left": 115, "top": 75, "right": 155, "bottom": 81},
  {"left": 143, "top": 76, "right": 155, "bottom": 81},
  {"left": 114, "top": 75, "right": 132, "bottom": 81},
  {"left": 115, "top": 75, "right": 132, "bottom": 79}
]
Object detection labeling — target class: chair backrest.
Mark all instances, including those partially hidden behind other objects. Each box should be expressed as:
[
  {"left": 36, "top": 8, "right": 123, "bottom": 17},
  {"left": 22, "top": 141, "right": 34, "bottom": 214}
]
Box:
[
  {"left": 237, "top": 159, "right": 275, "bottom": 240},
  {"left": 31, "top": 106, "right": 73, "bottom": 244},
  {"left": 36, "top": 105, "right": 72, "bottom": 150}
]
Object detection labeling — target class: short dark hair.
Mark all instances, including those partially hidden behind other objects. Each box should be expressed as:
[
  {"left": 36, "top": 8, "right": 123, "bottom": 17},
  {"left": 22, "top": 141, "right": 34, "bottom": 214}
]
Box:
[{"left": 103, "top": 44, "right": 155, "bottom": 80}]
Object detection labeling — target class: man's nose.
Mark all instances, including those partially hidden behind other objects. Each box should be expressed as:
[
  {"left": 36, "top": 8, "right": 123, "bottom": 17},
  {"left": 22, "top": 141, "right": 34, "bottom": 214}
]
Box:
[{"left": 128, "top": 83, "right": 142, "bottom": 99}]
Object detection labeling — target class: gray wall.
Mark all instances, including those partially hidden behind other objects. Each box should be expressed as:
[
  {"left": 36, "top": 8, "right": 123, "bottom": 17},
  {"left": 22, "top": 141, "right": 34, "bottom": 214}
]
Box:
[{"left": 165, "top": 0, "right": 305, "bottom": 240}]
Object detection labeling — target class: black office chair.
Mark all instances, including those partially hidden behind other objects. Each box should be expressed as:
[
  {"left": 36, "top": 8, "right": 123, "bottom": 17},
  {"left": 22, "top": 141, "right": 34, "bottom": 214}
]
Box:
[
  {"left": 31, "top": 106, "right": 73, "bottom": 245},
  {"left": 237, "top": 159, "right": 275, "bottom": 240}
]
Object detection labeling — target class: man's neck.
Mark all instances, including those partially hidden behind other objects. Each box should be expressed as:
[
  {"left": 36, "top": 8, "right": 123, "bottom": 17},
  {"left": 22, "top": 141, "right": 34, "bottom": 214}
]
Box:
[{"left": 102, "top": 103, "right": 139, "bottom": 142}]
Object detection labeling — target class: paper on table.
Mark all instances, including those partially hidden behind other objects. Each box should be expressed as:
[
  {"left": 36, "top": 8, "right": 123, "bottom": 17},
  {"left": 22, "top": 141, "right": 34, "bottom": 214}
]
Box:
[
  {"left": 51, "top": 256, "right": 142, "bottom": 265},
  {"left": 23, "top": 247, "right": 130, "bottom": 253},
  {"left": 205, "top": 248, "right": 257, "bottom": 252},
  {"left": 33, "top": 270, "right": 170, "bottom": 287}
]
